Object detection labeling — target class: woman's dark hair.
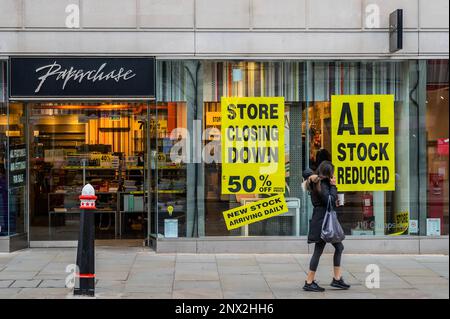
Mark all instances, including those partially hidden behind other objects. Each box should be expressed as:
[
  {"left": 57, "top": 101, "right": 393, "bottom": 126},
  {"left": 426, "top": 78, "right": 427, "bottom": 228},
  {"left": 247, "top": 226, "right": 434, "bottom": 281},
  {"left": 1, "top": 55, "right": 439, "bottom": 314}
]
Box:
[
  {"left": 308, "top": 160, "right": 334, "bottom": 194},
  {"left": 315, "top": 149, "right": 331, "bottom": 168},
  {"left": 317, "top": 160, "right": 334, "bottom": 179}
]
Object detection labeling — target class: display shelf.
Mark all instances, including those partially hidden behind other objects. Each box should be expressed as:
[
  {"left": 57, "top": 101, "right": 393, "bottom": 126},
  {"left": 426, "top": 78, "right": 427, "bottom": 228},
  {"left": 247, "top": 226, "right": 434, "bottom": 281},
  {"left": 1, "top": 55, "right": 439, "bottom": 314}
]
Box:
[
  {"left": 53, "top": 166, "right": 120, "bottom": 170},
  {"left": 49, "top": 191, "right": 119, "bottom": 195},
  {"left": 154, "top": 166, "right": 186, "bottom": 170},
  {"left": 156, "top": 190, "right": 185, "bottom": 194},
  {"left": 51, "top": 166, "right": 144, "bottom": 171},
  {"left": 49, "top": 209, "right": 116, "bottom": 214},
  {"left": 120, "top": 211, "right": 145, "bottom": 213}
]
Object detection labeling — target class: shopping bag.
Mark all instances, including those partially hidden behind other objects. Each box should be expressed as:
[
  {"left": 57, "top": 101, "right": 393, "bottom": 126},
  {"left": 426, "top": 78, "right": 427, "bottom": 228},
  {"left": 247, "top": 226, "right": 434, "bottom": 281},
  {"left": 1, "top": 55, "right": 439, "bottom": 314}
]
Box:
[{"left": 321, "top": 195, "right": 345, "bottom": 243}]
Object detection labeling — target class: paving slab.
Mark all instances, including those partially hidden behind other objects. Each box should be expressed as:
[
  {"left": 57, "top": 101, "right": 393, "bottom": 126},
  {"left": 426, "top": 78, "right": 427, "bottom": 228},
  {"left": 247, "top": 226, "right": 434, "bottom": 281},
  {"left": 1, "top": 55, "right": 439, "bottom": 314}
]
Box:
[
  {"left": 255, "top": 255, "right": 298, "bottom": 264},
  {"left": 130, "top": 266, "right": 175, "bottom": 275},
  {"left": 320, "top": 291, "right": 378, "bottom": 299},
  {"left": 96, "top": 264, "right": 132, "bottom": 272},
  {"left": 418, "top": 263, "right": 449, "bottom": 277},
  {"left": 389, "top": 267, "right": 442, "bottom": 277},
  {"left": 0, "top": 271, "right": 39, "bottom": 280},
  {"left": 370, "top": 288, "right": 431, "bottom": 299},
  {"left": 220, "top": 274, "right": 272, "bottom": 293},
  {"left": 95, "top": 280, "right": 126, "bottom": 288},
  {"left": 135, "top": 254, "right": 176, "bottom": 262},
  {"left": 132, "top": 260, "right": 175, "bottom": 269},
  {"left": 273, "top": 291, "right": 319, "bottom": 299},
  {"left": 124, "top": 284, "right": 173, "bottom": 294},
  {"left": 175, "top": 263, "right": 220, "bottom": 281},
  {"left": 217, "top": 265, "right": 262, "bottom": 275},
  {"left": 0, "top": 280, "right": 14, "bottom": 288},
  {"left": 413, "top": 255, "right": 449, "bottom": 263},
  {"left": 177, "top": 254, "right": 217, "bottom": 263},
  {"left": 223, "top": 291, "right": 275, "bottom": 299},
  {"left": 173, "top": 280, "right": 223, "bottom": 299},
  {"left": 0, "top": 248, "right": 448, "bottom": 299},
  {"left": 263, "top": 272, "right": 307, "bottom": 283},
  {"left": 15, "top": 288, "right": 72, "bottom": 299},
  {"left": 96, "top": 271, "right": 130, "bottom": 281},
  {"left": 121, "top": 292, "right": 173, "bottom": 299},
  {"left": 259, "top": 263, "right": 304, "bottom": 274},
  {"left": 11, "top": 279, "right": 42, "bottom": 288},
  {"left": 125, "top": 275, "right": 174, "bottom": 291},
  {"left": 217, "top": 259, "right": 259, "bottom": 267},
  {"left": 33, "top": 273, "right": 67, "bottom": 280},
  {"left": 412, "top": 284, "right": 450, "bottom": 299},
  {"left": 39, "top": 279, "right": 68, "bottom": 288},
  {"left": 0, "top": 288, "right": 22, "bottom": 298},
  {"left": 401, "top": 276, "right": 449, "bottom": 285}
]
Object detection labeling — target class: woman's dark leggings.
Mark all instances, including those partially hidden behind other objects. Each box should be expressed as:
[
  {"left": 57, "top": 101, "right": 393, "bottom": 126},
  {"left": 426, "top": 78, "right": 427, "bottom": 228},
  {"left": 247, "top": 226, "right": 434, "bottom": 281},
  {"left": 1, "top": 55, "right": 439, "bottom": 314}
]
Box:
[{"left": 309, "top": 241, "right": 344, "bottom": 272}]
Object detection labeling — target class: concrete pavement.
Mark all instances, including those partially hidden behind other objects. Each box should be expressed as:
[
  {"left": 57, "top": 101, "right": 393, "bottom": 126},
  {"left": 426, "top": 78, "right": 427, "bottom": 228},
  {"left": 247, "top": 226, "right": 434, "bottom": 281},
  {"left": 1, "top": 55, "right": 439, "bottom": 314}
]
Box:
[{"left": 0, "top": 247, "right": 448, "bottom": 299}]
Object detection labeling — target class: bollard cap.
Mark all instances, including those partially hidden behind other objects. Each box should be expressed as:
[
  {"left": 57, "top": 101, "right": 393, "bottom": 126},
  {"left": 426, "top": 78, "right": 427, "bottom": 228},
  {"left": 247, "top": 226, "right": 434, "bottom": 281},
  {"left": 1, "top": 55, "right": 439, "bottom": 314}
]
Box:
[
  {"left": 82, "top": 183, "right": 95, "bottom": 196},
  {"left": 79, "top": 183, "right": 97, "bottom": 209}
]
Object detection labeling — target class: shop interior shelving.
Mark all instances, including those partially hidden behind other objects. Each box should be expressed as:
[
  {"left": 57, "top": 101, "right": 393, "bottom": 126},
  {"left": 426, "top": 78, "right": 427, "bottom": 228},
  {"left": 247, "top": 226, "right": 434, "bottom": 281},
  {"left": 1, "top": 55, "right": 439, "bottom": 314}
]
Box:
[{"left": 48, "top": 164, "right": 148, "bottom": 239}]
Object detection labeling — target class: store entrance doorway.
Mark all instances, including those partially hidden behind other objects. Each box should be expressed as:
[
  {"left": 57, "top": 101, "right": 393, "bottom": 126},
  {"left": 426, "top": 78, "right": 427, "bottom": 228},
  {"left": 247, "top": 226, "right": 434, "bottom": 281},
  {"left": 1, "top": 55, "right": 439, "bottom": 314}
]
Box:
[{"left": 25, "top": 101, "right": 152, "bottom": 245}]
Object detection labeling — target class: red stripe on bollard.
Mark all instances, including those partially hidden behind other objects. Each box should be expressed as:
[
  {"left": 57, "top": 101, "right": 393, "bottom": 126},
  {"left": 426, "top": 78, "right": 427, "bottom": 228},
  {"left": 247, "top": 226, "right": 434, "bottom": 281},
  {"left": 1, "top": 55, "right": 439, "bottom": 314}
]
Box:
[{"left": 76, "top": 273, "right": 96, "bottom": 278}]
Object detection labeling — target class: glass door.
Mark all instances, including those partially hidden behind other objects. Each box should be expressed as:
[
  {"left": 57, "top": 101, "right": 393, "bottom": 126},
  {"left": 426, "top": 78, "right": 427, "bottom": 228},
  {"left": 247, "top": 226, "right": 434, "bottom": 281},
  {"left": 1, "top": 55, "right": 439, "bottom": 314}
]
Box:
[
  {"left": 27, "top": 101, "right": 149, "bottom": 242},
  {"left": 1, "top": 102, "right": 27, "bottom": 239}
]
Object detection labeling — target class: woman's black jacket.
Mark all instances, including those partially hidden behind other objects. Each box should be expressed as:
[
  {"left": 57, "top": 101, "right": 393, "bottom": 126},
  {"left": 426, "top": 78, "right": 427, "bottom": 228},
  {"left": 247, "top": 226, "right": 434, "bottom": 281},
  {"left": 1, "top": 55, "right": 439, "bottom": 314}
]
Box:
[{"left": 307, "top": 178, "right": 338, "bottom": 244}]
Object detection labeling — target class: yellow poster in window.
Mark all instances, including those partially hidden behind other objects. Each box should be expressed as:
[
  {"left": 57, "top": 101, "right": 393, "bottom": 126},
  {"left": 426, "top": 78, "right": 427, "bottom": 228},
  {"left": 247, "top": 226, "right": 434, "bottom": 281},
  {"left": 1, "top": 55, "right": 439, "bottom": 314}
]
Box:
[
  {"left": 222, "top": 194, "right": 288, "bottom": 230},
  {"left": 206, "top": 112, "right": 222, "bottom": 126},
  {"left": 390, "top": 211, "right": 409, "bottom": 236},
  {"left": 331, "top": 95, "right": 395, "bottom": 192},
  {"left": 221, "top": 97, "right": 285, "bottom": 194}
]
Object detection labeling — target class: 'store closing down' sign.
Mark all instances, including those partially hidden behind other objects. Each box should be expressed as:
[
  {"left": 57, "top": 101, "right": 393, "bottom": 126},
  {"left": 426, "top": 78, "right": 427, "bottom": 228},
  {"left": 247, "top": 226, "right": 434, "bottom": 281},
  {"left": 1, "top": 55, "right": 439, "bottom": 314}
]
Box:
[
  {"left": 223, "top": 195, "right": 288, "bottom": 231},
  {"left": 331, "top": 95, "right": 395, "bottom": 192},
  {"left": 221, "top": 97, "right": 285, "bottom": 194}
]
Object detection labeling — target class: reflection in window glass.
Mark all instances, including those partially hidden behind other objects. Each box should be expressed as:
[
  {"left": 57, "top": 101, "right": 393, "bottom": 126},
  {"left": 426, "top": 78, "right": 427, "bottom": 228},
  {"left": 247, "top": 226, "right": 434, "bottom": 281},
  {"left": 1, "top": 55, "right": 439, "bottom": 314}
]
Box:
[
  {"left": 28, "top": 102, "right": 149, "bottom": 241},
  {"left": 426, "top": 60, "right": 449, "bottom": 235}
]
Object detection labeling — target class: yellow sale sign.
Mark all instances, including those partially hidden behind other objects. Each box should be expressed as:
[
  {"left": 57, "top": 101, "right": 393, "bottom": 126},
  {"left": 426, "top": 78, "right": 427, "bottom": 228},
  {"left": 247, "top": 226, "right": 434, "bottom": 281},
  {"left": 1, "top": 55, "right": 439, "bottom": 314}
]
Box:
[
  {"left": 331, "top": 95, "right": 395, "bottom": 192},
  {"left": 390, "top": 211, "right": 409, "bottom": 236},
  {"left": 221, "top": 97, "right": 285, "bottom": 194},
  {"left": 222, "top": 194, "right": 288, "bottom": 230},
  {"left": 206, "top": 112, "right": 221, "bottom": 126}
]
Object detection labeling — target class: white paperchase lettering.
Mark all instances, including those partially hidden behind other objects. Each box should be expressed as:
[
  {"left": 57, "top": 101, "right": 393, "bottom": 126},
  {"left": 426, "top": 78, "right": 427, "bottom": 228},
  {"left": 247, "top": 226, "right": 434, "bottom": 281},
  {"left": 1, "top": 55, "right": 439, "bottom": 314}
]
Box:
[{"left": 34, "top": 61, "right": 136, "bottom": 93}]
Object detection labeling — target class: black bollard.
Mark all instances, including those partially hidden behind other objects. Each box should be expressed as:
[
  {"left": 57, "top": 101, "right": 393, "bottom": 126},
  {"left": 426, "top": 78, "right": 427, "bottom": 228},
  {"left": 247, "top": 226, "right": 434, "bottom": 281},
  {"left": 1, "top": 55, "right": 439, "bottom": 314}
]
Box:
[{"left": 74, "top": 183, "right": 97, "bottom": 297}]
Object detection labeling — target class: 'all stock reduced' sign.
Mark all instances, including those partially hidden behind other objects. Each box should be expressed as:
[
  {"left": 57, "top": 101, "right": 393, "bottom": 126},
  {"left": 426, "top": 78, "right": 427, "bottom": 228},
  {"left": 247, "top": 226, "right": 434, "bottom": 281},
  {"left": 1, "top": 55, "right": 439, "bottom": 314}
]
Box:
[{"left": 331, "top": 95, "right": 395, "bottom": 192}]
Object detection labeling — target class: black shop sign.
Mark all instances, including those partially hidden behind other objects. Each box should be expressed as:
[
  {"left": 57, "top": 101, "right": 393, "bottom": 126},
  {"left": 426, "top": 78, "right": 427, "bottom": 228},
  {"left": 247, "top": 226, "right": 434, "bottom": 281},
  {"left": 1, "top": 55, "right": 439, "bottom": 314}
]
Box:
[{"left": 9, "top": 57, "right": 155, "bottom": 99}]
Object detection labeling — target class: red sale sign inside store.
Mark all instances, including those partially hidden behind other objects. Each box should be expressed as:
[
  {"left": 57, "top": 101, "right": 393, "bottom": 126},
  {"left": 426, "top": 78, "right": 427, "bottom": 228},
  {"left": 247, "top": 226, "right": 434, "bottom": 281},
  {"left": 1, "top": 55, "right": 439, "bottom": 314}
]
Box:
[{"left": 437, "top": 138, "right": 449, "bottom": 156}]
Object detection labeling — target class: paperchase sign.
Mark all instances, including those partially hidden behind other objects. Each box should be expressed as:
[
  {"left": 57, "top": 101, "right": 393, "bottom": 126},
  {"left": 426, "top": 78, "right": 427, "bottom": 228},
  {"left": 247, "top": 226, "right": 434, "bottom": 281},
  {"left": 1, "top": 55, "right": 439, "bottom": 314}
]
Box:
[{"left": 9, "top": 57, "right": 155, "bottom": 98}]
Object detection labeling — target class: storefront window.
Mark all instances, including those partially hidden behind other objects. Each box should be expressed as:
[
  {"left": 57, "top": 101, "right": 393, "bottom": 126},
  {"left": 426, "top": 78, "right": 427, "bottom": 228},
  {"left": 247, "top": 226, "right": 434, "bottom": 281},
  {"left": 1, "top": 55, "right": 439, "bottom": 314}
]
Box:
[
  {"left": 27, "top": 102, "right": 150, "bottom": 241},
  {"left": 305, "top": 61, "right": 415, "bottom": 236},
  {"left": 426, "top": 60, "right": 449, "bottom": 235},
  {"left": 155, "top": 61, "right": 192, "bottom": 238},
  {"left": 0, "top": 61, "right": 8, "bottom": 236},
  {"left": 6, "top": 102, "right": 26, "bottom": 237},
  {"left": 1, "top": 62, "right": 27, "bottom": 237},
  {"left": 155, "top": 59, "right": 449, "bottom": 239},
  {"left": 201, "top": 61, "right": 305, "bottom": 236},
  {"left": 151, "top": 101, "right": 187, "bottom": 238}
]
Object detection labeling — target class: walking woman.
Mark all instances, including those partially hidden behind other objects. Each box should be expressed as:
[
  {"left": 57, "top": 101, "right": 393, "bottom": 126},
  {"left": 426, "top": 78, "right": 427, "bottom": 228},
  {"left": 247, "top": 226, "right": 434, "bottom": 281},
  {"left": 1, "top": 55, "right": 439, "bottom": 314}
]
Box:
[{"left": 302, "top": 161, "right": 350, "bottom": 292}]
